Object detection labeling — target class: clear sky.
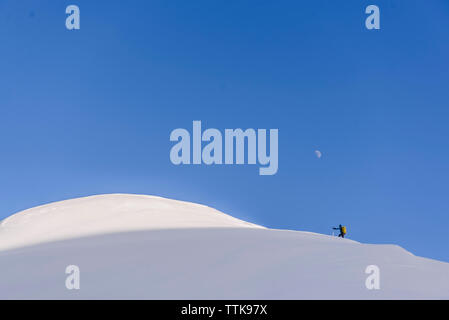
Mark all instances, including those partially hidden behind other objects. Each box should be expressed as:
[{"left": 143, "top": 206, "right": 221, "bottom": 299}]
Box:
[{"left": 1, "top": 1, "right": 448, "bottom": 262}]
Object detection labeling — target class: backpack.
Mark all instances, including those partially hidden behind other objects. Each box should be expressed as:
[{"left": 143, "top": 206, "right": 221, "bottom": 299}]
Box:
[{"left": 341, "top": 226, "right": 347, "bottom": 234}]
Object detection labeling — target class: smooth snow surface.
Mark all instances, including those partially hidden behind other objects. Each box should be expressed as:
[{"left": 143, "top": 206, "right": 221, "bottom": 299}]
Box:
[
  {"left": 0, "top": 194, "right": 263, "bottom": 251},
  {"left": 0, "top": 194, "right": 448, "bottom": 299}
]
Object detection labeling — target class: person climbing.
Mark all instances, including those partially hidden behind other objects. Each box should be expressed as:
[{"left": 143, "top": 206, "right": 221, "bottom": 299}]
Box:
[{"left": 333, "top": 224, "right": 347, "bottom": 238}]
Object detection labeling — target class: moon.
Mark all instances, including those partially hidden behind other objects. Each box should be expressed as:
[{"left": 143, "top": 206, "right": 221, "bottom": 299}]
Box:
[{"left": 315, "top": 150, "right": 322, "bottom": 159}]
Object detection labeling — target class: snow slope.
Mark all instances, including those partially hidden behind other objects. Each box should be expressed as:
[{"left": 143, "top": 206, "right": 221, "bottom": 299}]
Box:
[
  {"left": 0, "top": 194, "right": 448, "bottom": 299},
  {"left": 0, "top": 194, "right": 262, "bottom": 251}
]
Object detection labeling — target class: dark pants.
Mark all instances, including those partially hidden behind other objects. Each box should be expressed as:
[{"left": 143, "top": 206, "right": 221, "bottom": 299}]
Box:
[{"left": 338, "top": 233, "right": 345, "bottom": 238}]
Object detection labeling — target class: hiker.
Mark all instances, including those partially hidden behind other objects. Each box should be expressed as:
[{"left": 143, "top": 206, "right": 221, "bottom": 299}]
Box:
[{"left": 333, "top": 224, "right": 347, "bottom": 238}]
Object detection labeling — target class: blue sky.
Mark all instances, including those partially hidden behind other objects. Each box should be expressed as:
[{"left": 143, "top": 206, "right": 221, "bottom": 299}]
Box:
[{"left": 1, "top": 1, "right": 449, "bottom": 262}]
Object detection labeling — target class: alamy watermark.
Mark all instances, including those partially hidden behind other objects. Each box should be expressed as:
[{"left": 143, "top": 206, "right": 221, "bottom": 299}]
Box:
[
  {"left": 65, "top": 265, "right": 80, "bottom": 290},
  {"left": 365, "top": 5, "right": 380, "bottom": 30},
  {"left": 66, "top": 5, "right": 80, "bottom": 30},
  {"left": 169, "top": 121, "right": 278, "bottom": 175},
  {"left": 365, "top": 265, "right": 380, "bottom": 290}
]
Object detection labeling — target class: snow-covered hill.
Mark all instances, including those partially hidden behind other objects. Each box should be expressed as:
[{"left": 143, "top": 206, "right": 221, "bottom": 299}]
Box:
[
  {"left": 0, "top": 194, "right": 448, "bottom": 299},
  {"left": 0, "top": 194, "right": 262, "bottom": 251}
]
